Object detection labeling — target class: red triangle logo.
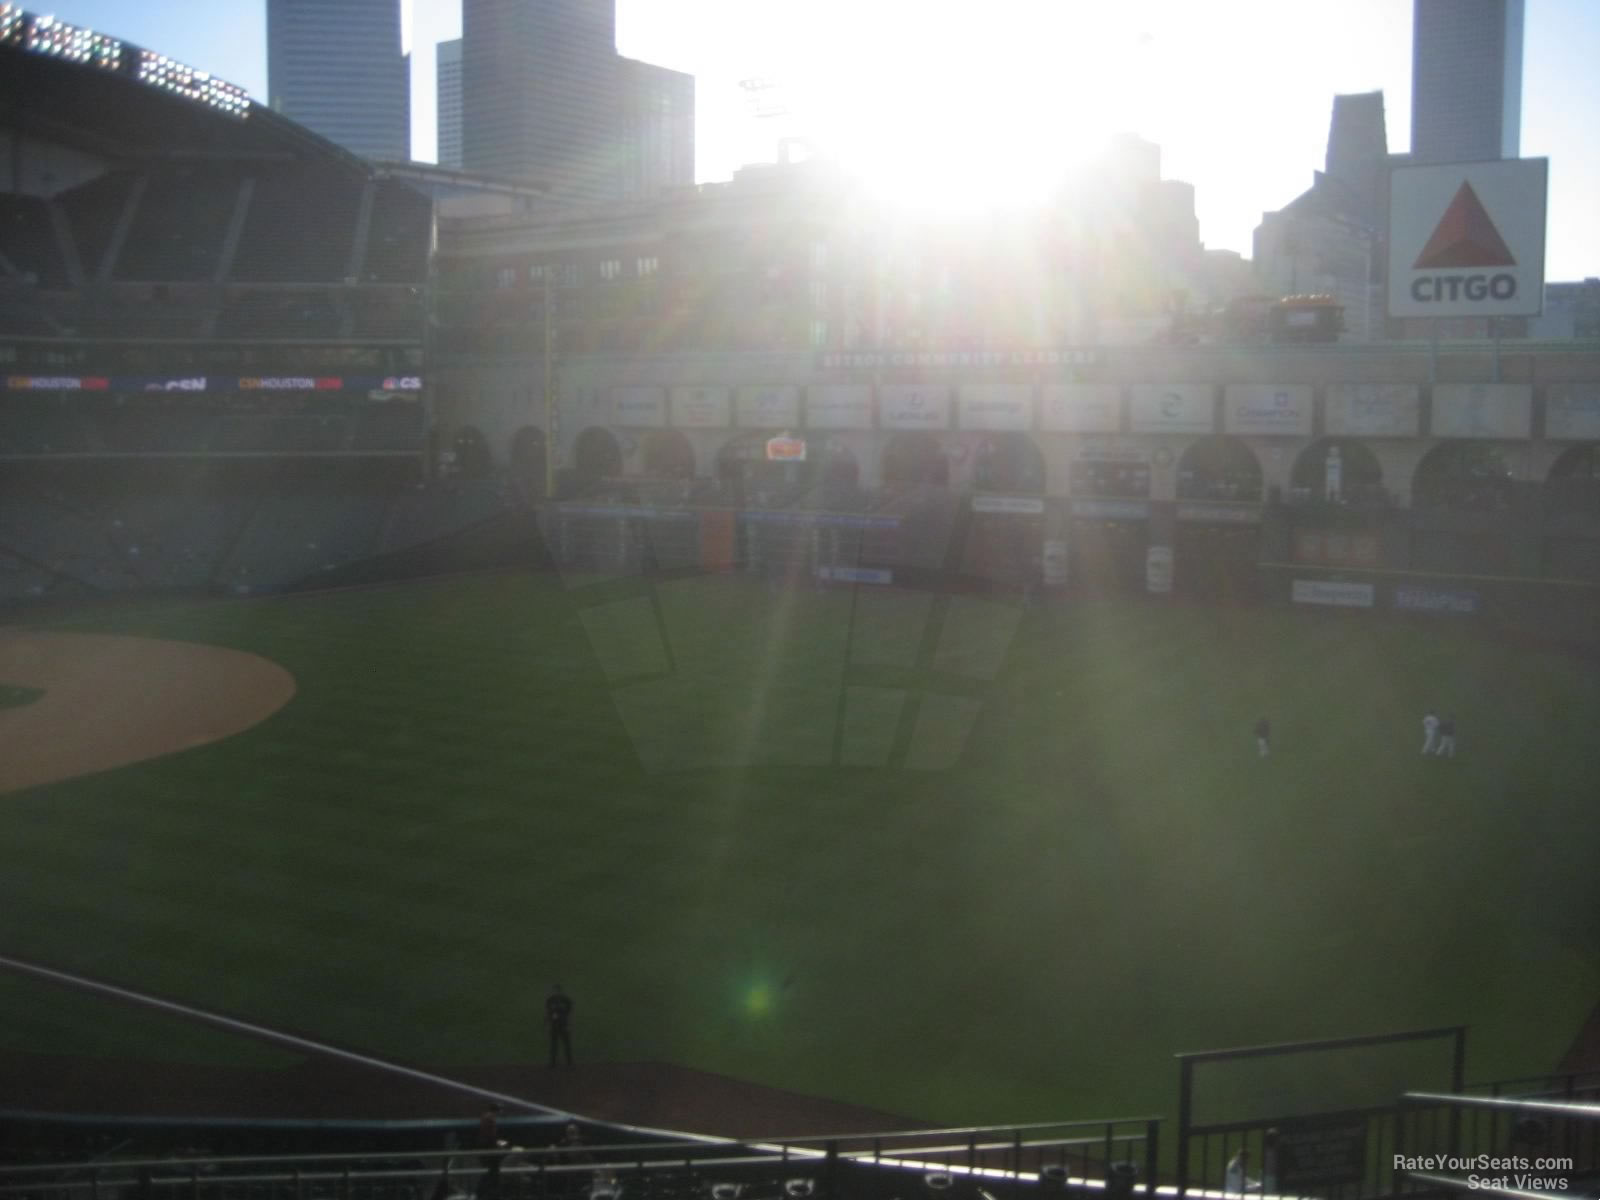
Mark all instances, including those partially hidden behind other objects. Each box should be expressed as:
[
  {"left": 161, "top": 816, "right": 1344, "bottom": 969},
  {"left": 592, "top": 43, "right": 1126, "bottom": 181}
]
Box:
[{"left": 1413, "top": 182, "right": 1516, "bottom": 269}]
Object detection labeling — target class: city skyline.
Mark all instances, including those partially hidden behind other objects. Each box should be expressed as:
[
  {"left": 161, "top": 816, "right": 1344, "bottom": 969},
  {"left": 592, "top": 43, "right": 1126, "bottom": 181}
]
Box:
[{"left": 13, "top": 0, "right": 1600, "bottom": 280}]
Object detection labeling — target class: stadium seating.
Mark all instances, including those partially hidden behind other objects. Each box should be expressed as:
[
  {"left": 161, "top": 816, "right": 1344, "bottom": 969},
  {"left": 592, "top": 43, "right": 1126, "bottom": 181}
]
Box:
[
  {"left": 0, "top": 194, "right": 71, "bottom": 287},
  {"left": 114, "top": 168, "right": 239, "bottom": 282},
  {"left": 57, "top": 171, "right": 139, "bottom": 280},
  {"left": 231, "top": 169, "right": 365, "bottom": 283},
  {"left": 363, "top": 180, "right": 432, "bottom": 283}
]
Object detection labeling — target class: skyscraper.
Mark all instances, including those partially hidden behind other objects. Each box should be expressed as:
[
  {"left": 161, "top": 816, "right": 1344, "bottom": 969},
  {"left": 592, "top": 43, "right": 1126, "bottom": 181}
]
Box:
[
  {"left": 267, "top": 0, "right": 410, "bottom": 162},
  {"left": 1411, "top": 0, "right": 1523, "bottom": 164},
  {"left": 437, "top": 38, "right": 463, "bottom": 169},
  {"left": 462, "top": 0, "right": 692, "bottom": 203}
]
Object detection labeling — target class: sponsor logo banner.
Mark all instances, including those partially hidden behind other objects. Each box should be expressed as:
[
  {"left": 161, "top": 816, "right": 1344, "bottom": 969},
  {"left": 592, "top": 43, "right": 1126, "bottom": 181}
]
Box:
[
  {"left": 1041, "top": 384, "right": 1120, "bottom": 433},
  {"left": 1224, "top": 384, "right": 1312, "bottom": 436},
  {"left": 1431, "top": 383, "right": 1532, "bottom": 439},
  {"left": 6, "top": 375, "right": 109, "bottom": 390},
  {"left": 240, "top": 377, "right": 341, "bottom": 390},
  {"left": 1071, "top": 498, "right": 1149, "bottom": 520},
  {"left": 1177, "top": 502, "right": 1261, "bottom": 524},
  {"left": 1128, "top": 384, "right": 1214, "bottom": 434},
  {"left": 670, "top": 385, "right": 731, "bottom": 428},
  {"left": 818, "top": 349, "right": 1097, "bottom": 369},
  {"left": 736, "top": 385, "right": 800, "bottom": 429},
  {"left": 1294, "top": 531, "right": 1381, "bottom": 568},
  {"left": 806, "top": 384, "right": 873, "bottom": 430},
  {"left": 817, "top": 565, "right": 893, "bottom": 585},
  {"left": 611, "top": 386, "right": 667, "bottom": 428},
  {"left": 1292, "top": 579, "right": 1375, "bottom": 608},
  {"left": 880, "top": 384, "right": 951, "bottom": 430},
  {"left": 765, "top": 435, "right": 807, "bottom": 462},
  {"left": 1389, "top": 159, "right": 1548, "bottom": 318},
  {"left": 1325, "top": 383, "right": 1421, "bottom": 437},
  {"left": 958, "top": 383, "right": 1033, "bottom": 431},
  {"left": 1394, "top": 584, "right": 1480, "bottom": 615},
  {"left": 1145, "top": 545, "right": 1173, "bottom": 594},
  {"left": 972, "top": 495, "right": 1046, "bottom": 515},
  {"left": 1544, "top": 383, "right": 1600, "bottom": 441}
]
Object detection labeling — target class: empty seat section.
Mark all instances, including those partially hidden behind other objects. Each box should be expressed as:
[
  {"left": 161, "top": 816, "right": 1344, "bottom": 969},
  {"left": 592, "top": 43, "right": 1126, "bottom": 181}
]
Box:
[
  {"left": 232, "top": 169, "right": 364, "bottom": 282},
  {"left": 363, "top": 181, "right": 431, "bottom": 283},
  {"left": 57, "top": 172, "right": 138, "bottom": 279},
  {"left": 114, "top": 169, "right": 237, "bottom": 281},
  {"left": 0, "top": 195, "right": 69, "bottom": 286}
]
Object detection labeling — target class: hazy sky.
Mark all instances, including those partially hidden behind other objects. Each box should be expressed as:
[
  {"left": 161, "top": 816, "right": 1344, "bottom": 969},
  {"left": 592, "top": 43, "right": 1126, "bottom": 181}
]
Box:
[{"left": 19, "top": 0, "right": 1600, "bottom": 278}]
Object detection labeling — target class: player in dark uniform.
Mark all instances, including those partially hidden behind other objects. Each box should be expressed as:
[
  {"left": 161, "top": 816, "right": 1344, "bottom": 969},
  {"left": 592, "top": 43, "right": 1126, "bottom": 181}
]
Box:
[{"left": 546, "top": 984, "right": 574, "bottom": 1067}]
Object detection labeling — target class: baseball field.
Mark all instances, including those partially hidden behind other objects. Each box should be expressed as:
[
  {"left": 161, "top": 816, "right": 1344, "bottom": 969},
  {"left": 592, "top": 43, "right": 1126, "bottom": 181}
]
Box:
[{"left": 1, "top": 568, "right": 1597, "bottom": 1126}]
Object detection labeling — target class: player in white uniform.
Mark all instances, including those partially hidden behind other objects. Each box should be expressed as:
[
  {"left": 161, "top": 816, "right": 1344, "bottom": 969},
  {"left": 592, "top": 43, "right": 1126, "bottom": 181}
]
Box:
[{"left": 1422, "top": 710, "right": 1440, "bottom": 755}]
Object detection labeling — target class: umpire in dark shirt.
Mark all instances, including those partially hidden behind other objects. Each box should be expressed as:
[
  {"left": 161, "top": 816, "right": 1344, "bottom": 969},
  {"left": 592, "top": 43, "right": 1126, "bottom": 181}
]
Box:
[{"left": 546, "top": 984, "right": 574, "bottom": 1067}]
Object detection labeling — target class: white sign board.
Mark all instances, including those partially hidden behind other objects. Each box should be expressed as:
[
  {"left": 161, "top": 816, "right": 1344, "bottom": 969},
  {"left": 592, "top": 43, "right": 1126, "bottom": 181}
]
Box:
[
  {"left": 670, "top": 385, "right": 731, "bottom": 428},
  {"left": 1129, "top": 384, "right": 1214, "bottom": 435},
  {"left": 1431, "top": 383, "right": 1532, "bottom": 439},
  {"left": 736, "top": 385, "right": 801, "bottom": 429},
  {"left": 806, "top": 384, "right": 873, "bottom": 430},
  {"left": 1389, "top": 158, "right": 1547, "bottom": 318},
  {"left": 1041, "top": 384, "right": 1120, "bottom": 433},
  {"left": 1544, "top": 384, "right": 1600, "bottom": 441},
  {"left": 1292, "top": 580, "right": 1375, "bottom": 609},
  {"left": 958, "top": 384, "right": 1033, "bottom": 431},
  {"left": 880, "top": 384, "right": 951, "bottom": 431},
  {"left": 1324, "top": 384, "right": 1422, "bottom": 437},
  {"left": 610, "top": 386, "right": 666, "bottom": 428},
  {"left": 1224, "top": 385, "right": 1313, "bottom": 436}
]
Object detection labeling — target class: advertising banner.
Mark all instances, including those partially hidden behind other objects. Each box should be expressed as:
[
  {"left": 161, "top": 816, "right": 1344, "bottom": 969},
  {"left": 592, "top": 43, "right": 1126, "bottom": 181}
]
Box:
[
  {"left": 1145, "top": 546, "right": 1173, "bottom": 594},
  {"left": 1324, "top": 384, "right": 1421, "bottom": 437},
  {"left": 1177, "top": 502, "right": 1261, "bottom": 524},
  {"left": 1294, "top": 530, "right": 1381, "bottom": 568},
  {"left": 1292, "top": 579, "right": 1375, "bottom": 608},
  {"left": 610, "top": 386, "right": 667, "bottom": 427},
  {"left": 736, "top": 385, "right": 800, "bottom": 429},
  {"left": 669, "top": 385, "right": 731, "bottom": 428},
  {"left": 1544, "top": 383, "right": 1600, "bottom": 441},
  {"left": 1389, "top": 158, "right": 1548, "bottom": 318},
  {"left": 972, "top": 495, "right": 1045, "bottom": 514},
  {"left": 1129, "top": 384, "right": 1214, "bottom": 435},
  {"left": 805, "top": 384, "right": 873, "bottom": 430},
  {"left": 1394, "top": 584, "right": 1481, "bottom": 615},
  {"left": 958, "top": 383, "right": 1033, "bottom": 431},
  {"left": 880, "top": 384, "right": 951, "bottom": 431},
  {"left": 1430, "top": 383, "right": 1532, "bottom": 439},
  {"left": 1224, "top": 385, "right": 1313, "bottom": 436},
  {"left": 1072, "top": 498, "right": 1149, "bottom": 520},
  {"left": 1041, "top": 384, "right": 1120, "bottom": 433}
]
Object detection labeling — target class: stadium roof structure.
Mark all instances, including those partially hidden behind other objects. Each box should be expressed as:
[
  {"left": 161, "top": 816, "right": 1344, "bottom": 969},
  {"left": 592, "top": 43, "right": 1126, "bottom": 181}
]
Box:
[{"left": 0, "top": 4, "right": 369, "bottom": 177}]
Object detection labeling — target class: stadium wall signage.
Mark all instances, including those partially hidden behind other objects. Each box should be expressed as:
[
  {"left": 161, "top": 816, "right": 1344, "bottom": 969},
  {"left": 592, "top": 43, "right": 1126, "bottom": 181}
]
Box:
[
  {"left": 805, "top": 384, "right": 873, "bottom": 430},
  {"left": 1176, "top": 502, "right": 1261, "bottom": 524},
  {"left": 1041, "top": 384, "right": 1120, "bottom": 433},
  {"left": 1291, "top": 579, "right": 1376, "bottom": 608},
  {"left": 607, "top": 386, "right": 667, "bottom": 427},
  {"left": 4, "top": 375, "right": 424, "bottom": 393},
  {"left": 669, "top": 386, "right": 731, "bottom": 428},
  {"left": 1128, "top": 384, "right": 1214, "bottom": 435},
  {"left": 957, "top": 384, "right": 1033, "bottom": 431},
  {"left": 1071, "top": 498, "right": 1149, "bottom": 520},
  {"left": 736, "top": 386, "right": 800, "bottom": 429},
  {"left": 817, "top": 349, "right": 1097, "bottom": 369},
  {"left": 1544, "top": 383, "right": 1600, "bottom": 441},
  {"left": 1430, "top": 383, "right": 1532, "bottom": 439},
  {"left": 1388, "top": 159, "right": 1548, "bottom": 318},
  {"left": 972, "top": 495, "right": 1046, "bottom": 515},
  {"left": 880, "top": 384, "right": 952, "bottom": 430},
  {"left": 1324, "top": 384, "right": 1421, "bottom": 438},
  {"left": 1393, "top": 585, "right": 1481, "bottom": 615},
  {"left": 1224, "top": 385, "right": 1313, "bottom": 436},
  {"left": 817, "top": 565, "right": 893, "bottom": 585},
  {"left": 1273, "top": 1117, "right": 1369, "bottom": 1189}
]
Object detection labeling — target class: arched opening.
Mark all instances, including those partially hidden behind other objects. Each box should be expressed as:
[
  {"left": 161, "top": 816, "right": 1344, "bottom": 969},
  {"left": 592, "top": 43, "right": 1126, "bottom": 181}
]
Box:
[
  {"left": 882, "top": 432, "right": 949, "bottom": 489},
  {"left": 573, "top": 426, "right": 622, "bottom": 490},
  {"left": 1177, "top": 436, "right": 1262, "bottom": 502},
  {"left": 971, "top": 433, "right": 1046, "bottom": 494},
  {"left": 452, "top": 425, "right": 491, "bottom": 479},
  {"left": 1290, "top": 438, "right": 1385, "bottom": 505},
  {"left": 1546, "top": 443, "right": 1600, "bottom": 515},
  {"left": 1413, "top": 442, "right": 1514, "bottom": 511},
  {"left": 640, "top": 429, "right": 695, "bottom": 480},
  {"left": 509, "top": 425, "right": 547, "bottom": 494}
]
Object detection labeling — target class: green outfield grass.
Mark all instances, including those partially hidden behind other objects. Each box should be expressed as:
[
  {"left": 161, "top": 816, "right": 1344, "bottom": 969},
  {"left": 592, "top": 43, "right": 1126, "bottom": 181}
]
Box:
[{"left": 1, "top": 570, "right": 1597, "bottom": 1126}]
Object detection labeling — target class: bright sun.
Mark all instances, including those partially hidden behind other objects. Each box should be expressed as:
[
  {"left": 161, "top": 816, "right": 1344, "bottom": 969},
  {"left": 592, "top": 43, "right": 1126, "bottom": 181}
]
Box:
[{"left": 780, "top": 1, "right": 1134, "bottom": 213}]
